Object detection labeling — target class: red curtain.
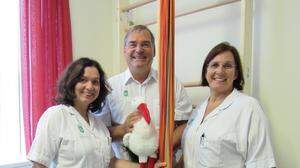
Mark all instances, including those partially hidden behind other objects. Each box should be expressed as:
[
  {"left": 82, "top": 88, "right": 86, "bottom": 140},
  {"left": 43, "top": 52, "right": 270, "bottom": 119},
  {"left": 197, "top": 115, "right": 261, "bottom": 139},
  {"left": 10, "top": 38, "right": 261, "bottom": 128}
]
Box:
[{"left": 20, "top": 0, "right": 73, "bottom": 152}]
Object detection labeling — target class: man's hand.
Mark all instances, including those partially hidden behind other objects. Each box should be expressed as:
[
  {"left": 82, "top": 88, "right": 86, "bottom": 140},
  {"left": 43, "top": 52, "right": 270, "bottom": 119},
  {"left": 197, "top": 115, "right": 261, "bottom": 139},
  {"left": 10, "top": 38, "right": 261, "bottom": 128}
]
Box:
[
  {"left": 109, "top": 111, "right": 141, "bottom": 141},
  {"left": 123, "top": 111, "right": 142, "bottom": 133}
]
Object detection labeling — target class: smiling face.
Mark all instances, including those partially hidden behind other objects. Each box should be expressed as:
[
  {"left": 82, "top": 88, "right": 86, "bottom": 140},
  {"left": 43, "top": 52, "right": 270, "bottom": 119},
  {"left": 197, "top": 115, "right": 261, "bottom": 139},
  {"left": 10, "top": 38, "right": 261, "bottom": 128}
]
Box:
[
  {"left": 205, "top": 51, "right": 237, "bottom": 95},
  {"left": 124, "top": 30, "right": 155, "bottom": 77},
  {"left": 73, "top": 66, "right": 100, "bottom": 110}
]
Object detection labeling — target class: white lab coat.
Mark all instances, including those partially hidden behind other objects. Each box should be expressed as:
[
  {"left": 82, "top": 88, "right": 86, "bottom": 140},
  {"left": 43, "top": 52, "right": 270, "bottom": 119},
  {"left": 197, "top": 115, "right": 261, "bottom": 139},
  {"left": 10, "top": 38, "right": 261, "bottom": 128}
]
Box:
[
  {"left": 182, "top": 89, "right": 276, "bottom": 168},
  {"left": 28, "top": 105, "right": 113, "bottom": 168},
  {"left": 100, "top": 68, "right": 193, "bottom": 159}
]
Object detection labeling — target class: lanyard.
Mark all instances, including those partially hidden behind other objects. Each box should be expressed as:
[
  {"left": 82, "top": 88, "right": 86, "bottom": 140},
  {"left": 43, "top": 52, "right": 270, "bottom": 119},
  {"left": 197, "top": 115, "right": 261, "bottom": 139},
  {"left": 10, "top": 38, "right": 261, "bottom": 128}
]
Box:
[{"left": 75, "top": 117, "right": 85, "bottom": 133}]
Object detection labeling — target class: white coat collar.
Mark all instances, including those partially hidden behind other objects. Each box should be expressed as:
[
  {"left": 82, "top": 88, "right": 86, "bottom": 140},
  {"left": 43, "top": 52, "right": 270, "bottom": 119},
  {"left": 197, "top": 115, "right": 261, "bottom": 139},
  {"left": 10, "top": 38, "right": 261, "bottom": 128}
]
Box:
[
  {"left": 217, "top": 89, "right": 240, "bottom": 110},
  {"left": 203, "top": 89, "right": 240, "bottom": 121},
  {"left": 67, "top": 106, "right": 98, "bottom": 137}
]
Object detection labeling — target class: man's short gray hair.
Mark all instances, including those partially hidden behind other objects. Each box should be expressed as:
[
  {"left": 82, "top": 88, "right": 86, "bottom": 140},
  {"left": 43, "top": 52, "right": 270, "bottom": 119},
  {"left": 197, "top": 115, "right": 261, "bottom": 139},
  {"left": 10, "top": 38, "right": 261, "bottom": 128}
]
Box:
[{"left": 124, "top": 25, "right": 155, "bottom": 52}]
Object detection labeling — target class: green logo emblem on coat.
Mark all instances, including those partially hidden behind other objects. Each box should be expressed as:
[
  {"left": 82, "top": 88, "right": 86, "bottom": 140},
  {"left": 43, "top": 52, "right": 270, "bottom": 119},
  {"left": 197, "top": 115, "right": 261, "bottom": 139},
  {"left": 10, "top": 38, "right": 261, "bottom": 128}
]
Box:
[
  {"left": 78, "top": 125, "right": 84, "bottom": 133},
  {"left": 123, "top": 90, "right": 128, "bottom": 97}
]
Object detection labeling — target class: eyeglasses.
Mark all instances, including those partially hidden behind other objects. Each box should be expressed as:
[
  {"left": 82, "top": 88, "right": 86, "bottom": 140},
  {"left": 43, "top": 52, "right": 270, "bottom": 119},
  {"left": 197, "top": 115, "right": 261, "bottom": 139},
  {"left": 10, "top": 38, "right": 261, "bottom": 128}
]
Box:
[{"left": 207, "top": 62, "right": 236, "bottom": 70}]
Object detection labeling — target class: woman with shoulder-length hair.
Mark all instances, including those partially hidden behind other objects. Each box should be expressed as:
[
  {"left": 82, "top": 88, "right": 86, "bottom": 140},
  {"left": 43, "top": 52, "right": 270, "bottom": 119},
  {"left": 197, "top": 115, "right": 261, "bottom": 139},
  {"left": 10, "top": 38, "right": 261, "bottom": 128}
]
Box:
[
  {"left": 27, "top": 57, "right": 143, "bottom": 168},
  {"left": 182, "top": 42, "right": 276, "bottom": 168}
]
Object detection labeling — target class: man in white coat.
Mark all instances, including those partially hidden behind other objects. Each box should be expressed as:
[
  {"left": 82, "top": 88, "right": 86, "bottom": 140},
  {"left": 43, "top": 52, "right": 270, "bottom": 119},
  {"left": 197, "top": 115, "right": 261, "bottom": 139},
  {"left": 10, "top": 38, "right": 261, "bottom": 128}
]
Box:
[{"left": 100, "top": 25, "right": 193, "bottom": 161}]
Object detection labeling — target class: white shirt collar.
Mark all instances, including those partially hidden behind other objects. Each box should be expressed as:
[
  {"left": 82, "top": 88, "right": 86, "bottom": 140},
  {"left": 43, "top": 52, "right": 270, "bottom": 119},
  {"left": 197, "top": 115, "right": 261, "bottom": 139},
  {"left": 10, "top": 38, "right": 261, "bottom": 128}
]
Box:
[{"left": 123, "top": 68, "right": 158, "bottom": 85}]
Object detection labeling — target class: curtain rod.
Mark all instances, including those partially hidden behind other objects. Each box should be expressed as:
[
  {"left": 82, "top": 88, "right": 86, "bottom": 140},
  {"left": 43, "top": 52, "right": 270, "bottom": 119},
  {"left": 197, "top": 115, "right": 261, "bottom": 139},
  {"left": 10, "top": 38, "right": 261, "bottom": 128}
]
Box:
[
  {"left": 121, "top": 0, "right": 241, "bottom": 26},
  {"left": 143, "top": 0, "right": 240, "bottom": 26},
  {"left": 121, "top": 0, "right": 240, "bottom": 13},
  {"left": 121, "top": 0, "right": 156, "bottom": 12}
]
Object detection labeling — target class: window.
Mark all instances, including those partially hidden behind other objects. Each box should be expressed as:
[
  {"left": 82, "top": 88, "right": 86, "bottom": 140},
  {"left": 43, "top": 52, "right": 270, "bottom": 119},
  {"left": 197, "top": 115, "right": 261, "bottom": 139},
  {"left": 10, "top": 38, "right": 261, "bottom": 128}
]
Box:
[{"left": 0, "top": 1, "right": 27, "bottom": 165}]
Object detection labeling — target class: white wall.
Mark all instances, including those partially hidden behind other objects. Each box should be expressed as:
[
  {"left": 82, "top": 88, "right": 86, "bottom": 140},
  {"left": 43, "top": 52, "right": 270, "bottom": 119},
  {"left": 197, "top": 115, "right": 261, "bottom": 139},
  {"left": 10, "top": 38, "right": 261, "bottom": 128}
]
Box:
[
  {"left": 253, "top": 0, "right": 300, "bottom": 167},
  {"left": 174, "top": 1, "right": 241, "bottom": 105},
  {"left": 69, "top": 0, "right": 115, "bottom": 76}
]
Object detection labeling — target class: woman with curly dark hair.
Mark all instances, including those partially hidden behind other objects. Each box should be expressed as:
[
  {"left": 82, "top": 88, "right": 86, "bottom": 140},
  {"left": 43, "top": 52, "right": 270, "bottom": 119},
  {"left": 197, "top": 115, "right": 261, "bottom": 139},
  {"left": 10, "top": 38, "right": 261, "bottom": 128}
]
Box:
[{"left": 27, "top": 57, "right": 145, "bottom": 168}]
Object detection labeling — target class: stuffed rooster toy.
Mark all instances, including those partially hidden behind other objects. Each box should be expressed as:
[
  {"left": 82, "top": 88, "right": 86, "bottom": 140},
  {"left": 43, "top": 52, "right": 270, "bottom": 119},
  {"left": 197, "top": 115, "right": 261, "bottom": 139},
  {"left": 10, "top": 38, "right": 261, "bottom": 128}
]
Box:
[{"left": 123, "top": 97, "right": 158, "bottom": 168}]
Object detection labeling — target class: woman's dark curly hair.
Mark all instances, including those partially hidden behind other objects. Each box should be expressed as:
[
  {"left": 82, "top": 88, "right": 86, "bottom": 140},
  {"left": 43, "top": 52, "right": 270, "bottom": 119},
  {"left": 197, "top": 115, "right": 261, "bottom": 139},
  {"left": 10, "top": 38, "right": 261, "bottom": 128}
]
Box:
[
  {"left": 55, "top": 57, "right": 110, "bottom": 112},
  {"left": 200, "top": 42, "right": 244, "bottom": 90}
]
